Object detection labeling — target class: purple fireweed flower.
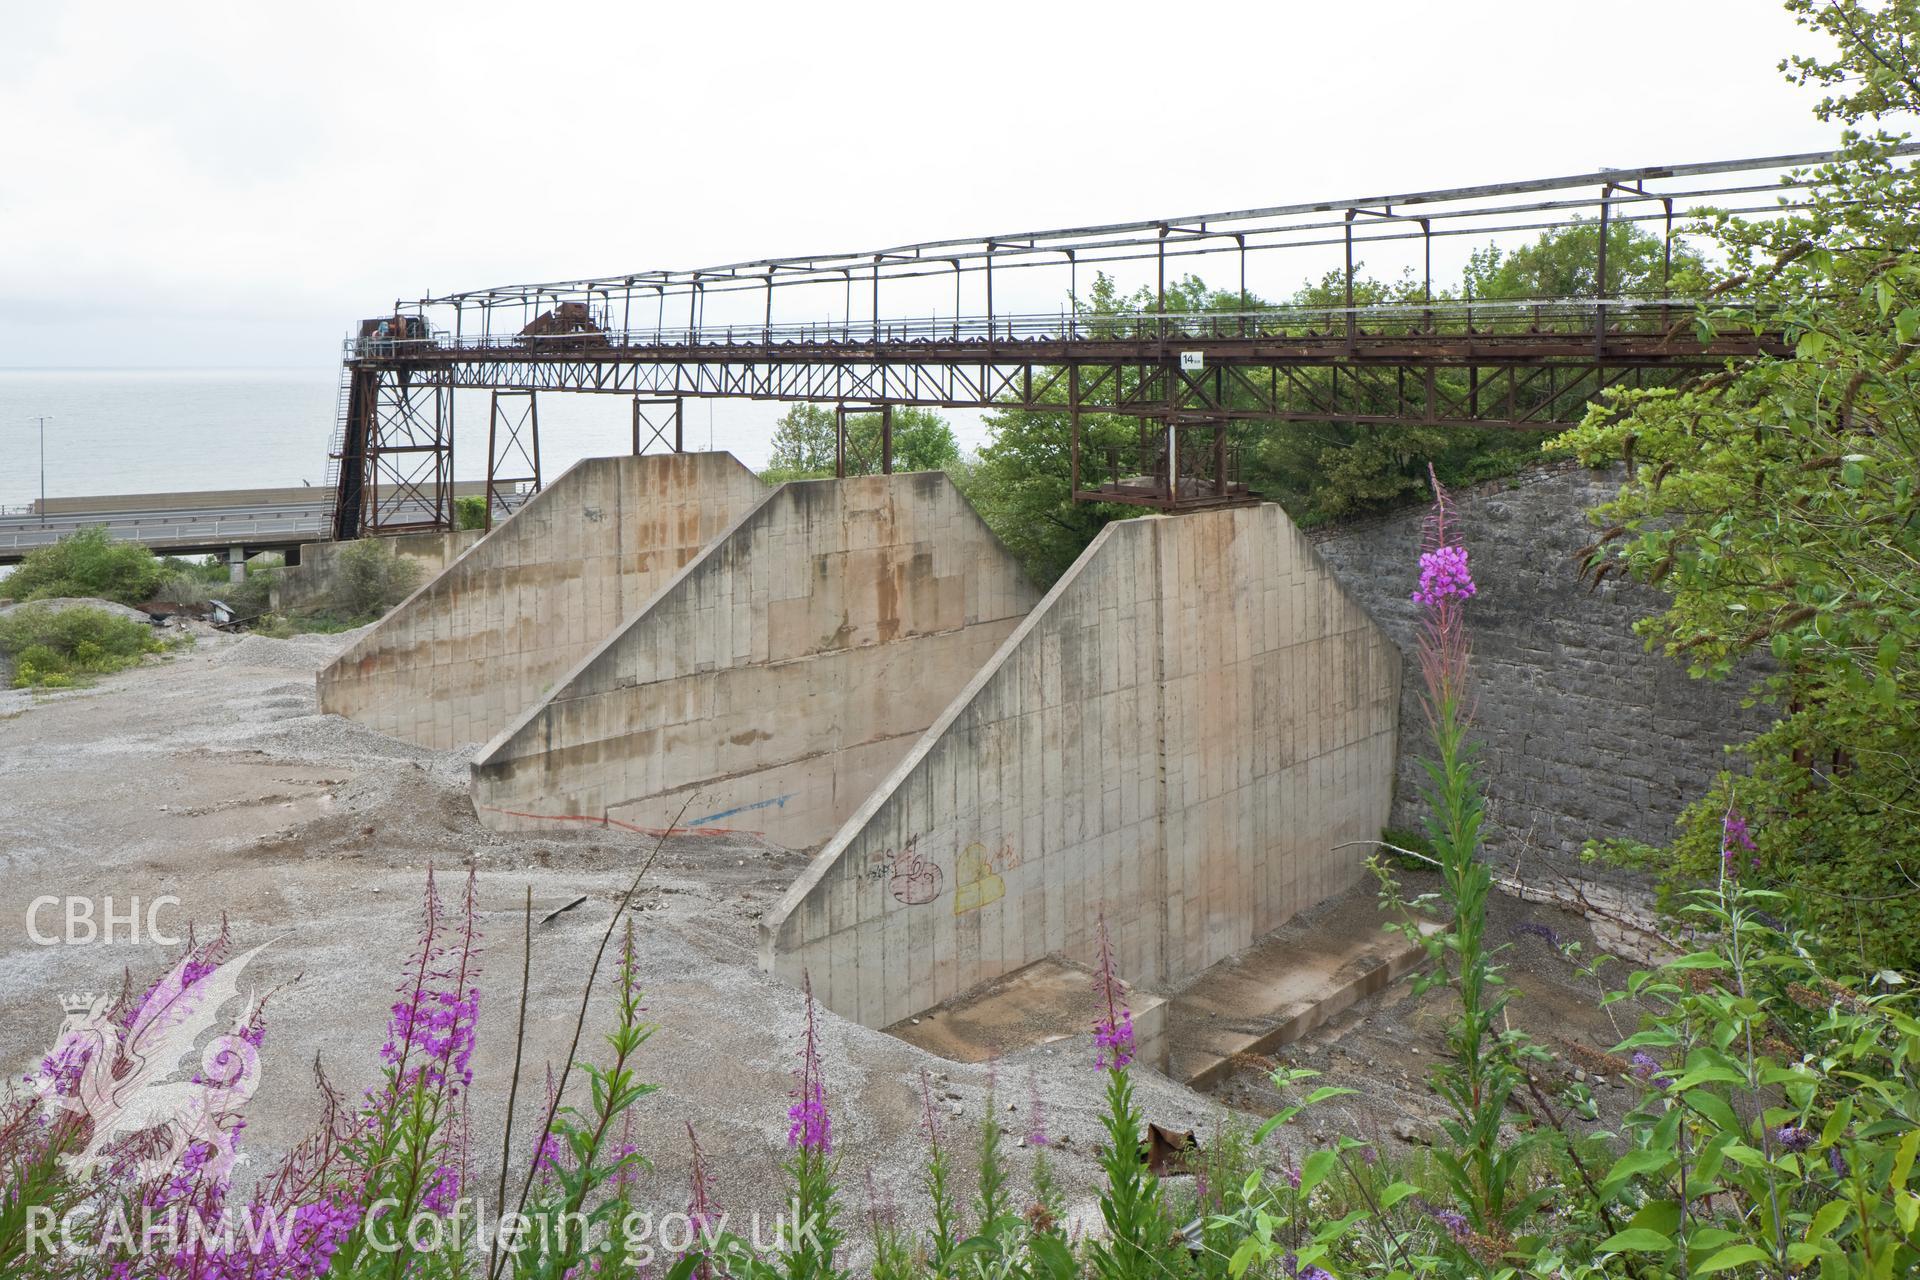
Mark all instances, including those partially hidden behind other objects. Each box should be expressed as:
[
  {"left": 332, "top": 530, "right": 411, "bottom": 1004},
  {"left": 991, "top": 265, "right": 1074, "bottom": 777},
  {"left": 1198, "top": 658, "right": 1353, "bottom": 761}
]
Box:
[
  {"left": 421, "top": 1162, "right": 460, "bottom": 1215},
  {"left": 196, "top": 1197, "right": 361, "bottom": 1280},
  {"left": 383, "top": 869, "right": 482, "bottom": 1094},
  {"left": 1774, "top": 1125, "right": 1815, "bottom": 1153},
  {"left": 1829, "top": 1146, "right": 1850, "bottom": 1178},
  {"left": 1721, "top": 801, "right": 1757, "bottom": 880},
  {"left": 1431, "top": 1208, "right": 1472, "bottom": 1242},
  {"left": 1282, "top": 1253, "right": 1335, "bottom": 1280},
  {"left": 1724, "top": 811, "right": 1756, "bottom": 851},
  {"left": 1629, "top": 1051, "right": 1673, "bottom": 1089},
  {"left": 1094, "top": 1010, "right": 1135, "bottom": 1071},
  {"left": 1413, "top": 467, "right": 1476, "bottom": 720},
  {"left": 1283, "top": 1164, "right": 1301, "bottom": 1190},
  {"left": 786, "top": 973, "right": 831, "bottom": 1154},
  {"left": 1411, "top": 544, "right": 1477, "bottom": 608},
  {"left": 1092, "top": 914, "right": 1135, "bottom": 1070}
]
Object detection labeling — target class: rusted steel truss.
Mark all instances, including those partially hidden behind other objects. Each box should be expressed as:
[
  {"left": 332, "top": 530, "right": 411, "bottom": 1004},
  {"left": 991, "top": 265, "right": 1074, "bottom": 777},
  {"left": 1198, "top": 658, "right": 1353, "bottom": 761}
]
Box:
[
  {"left": 330, "top": 146, "right": 1912, "bottom": 532},
  {"left": 349, "top": 376, "right": 452, "bottom": 536},
  {"left": 484, "top": 390, "right": 539, "bottom": 532}
]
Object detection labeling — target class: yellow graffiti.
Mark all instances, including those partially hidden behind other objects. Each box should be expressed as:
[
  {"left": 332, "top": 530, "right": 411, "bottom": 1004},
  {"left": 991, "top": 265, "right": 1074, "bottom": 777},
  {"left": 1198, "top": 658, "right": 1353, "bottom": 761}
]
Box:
[{"left": 952, "top": 841, "right": 1006, "bottom": 914}]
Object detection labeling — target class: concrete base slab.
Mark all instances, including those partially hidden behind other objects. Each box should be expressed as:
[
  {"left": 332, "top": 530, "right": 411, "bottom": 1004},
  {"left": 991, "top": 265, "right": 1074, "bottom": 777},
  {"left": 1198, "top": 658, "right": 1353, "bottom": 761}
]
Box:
[
  {"left": 1169, "top": 888, "right": 1442, "bottom": 1090},
  {"left": 885, "top": 956, "right": 1170, "bottom": 1075}
]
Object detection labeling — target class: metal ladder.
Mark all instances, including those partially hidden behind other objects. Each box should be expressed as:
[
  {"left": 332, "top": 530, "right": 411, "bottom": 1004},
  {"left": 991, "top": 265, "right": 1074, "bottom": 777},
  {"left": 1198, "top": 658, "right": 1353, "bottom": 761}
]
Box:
[{"left": 321, "top": 362, "right": 353, "bottom": 536}]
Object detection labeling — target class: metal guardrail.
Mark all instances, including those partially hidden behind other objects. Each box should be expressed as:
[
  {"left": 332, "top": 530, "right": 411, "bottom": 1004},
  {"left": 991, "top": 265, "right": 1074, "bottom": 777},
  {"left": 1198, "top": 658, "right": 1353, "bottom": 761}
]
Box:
[{"left": 0, "top": 508, "right": 333, "bottom": 555}]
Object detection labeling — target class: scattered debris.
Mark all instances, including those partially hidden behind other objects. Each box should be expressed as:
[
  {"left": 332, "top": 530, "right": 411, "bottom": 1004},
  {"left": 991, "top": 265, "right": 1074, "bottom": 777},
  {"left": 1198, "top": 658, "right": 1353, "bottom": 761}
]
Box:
[{"left": 1141, "top": 1123, "right": 1199, "bottom": 1175}]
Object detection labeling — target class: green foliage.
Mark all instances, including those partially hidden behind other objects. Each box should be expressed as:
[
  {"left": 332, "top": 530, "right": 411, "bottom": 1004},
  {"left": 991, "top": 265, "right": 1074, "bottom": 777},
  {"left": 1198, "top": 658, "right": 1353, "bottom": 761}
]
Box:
[
  {"left": 219, "top": 563, "right": 279, "bottom": 619},
  {"left": 325, "top": 538, "right": 424, "bottom": 624},
  {"left": 962, "top": 218, "right": 1681, "bottom": 582},
  {"left": 156, "top": 553, "right": 230, "bottom": 586},
  {"left": 1463, "top": 216, "right": 1705, "bottom": 302},
  {"left": 154, "top": 570, "right": 215, "bottom": 608},
  {"left": 1088, "top": 1062, "right": 1173, "bottom": 1280},
  {"left": 958, "top": 407, "right": 1134, "bottom": 586},
  {"left": 1537, "top": 883, "right": 1920, "bottom": 1278},
  {"left": 1239, "top": 266, "right": 1575, "bottom": 524},
  {"left": 0, "top": 603, "right": 182, "bottom": 687},
  {"left": 505, "top": 920, "right": 658, "bottom": 1280},
  {"left": 455, "top": 495, "right": 490, "bottom": 530},
  {"left": 1549, "top": 0, "right": 1920, "bottom": 971},
  {"left": 6, "top": 525, "right": 163, "bottom": 605},
  {"left": 761, "top": 404, "right": 961, "bottom": 483},
  {"left": 1380, "top": 825, "right": 1439, "bottom": 871}
]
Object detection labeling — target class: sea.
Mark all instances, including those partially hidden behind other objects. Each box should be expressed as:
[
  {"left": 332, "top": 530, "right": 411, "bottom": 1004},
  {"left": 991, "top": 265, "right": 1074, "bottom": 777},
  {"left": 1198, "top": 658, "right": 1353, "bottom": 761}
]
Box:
[{"left": 0, "top": 369, "right": 992, "bottom": 512}]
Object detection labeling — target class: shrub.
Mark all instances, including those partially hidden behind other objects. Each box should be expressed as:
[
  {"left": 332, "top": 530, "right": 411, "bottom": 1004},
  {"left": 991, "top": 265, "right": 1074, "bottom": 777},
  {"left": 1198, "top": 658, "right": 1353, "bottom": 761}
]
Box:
[
  {"left": 0, "top": 604, "right": 182, "bottom": 687},
  {"left": 7, "top": 526, "right": 163, "bottom": 605},
  {"left": 155, "top": 554, "right": 229, "bottom": 586},
  {"left": 325, "top": 538, "right": 422, "bottom": 622},
  {"left": 154, "top": 571, "right": 214, "bottom": 608},
  {"left": 454, "top": 495, "right": 489, "bottom": 530},
  {"left": 218, "top": 563, "right": 279, "bottom": 620}
]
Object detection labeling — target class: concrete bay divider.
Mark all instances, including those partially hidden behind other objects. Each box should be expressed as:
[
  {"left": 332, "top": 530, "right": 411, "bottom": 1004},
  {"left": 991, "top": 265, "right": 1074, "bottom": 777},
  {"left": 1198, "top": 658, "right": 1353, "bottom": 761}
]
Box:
[
  {"left": 759, "top": 502, "right": 1402, "bottom": 1030},
  {"left": 318, "top": 453, "right": 767, "bottom": 750},
  {"left": 470, "top": 471, "right": 1041, "bottom": 848}
]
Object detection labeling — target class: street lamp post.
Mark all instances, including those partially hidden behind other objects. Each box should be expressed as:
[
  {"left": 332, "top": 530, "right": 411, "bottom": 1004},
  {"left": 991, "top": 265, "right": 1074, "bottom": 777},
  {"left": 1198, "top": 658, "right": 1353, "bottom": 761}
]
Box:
[{"left": 29, "top": 415, "right": 54, "bottom": 515}]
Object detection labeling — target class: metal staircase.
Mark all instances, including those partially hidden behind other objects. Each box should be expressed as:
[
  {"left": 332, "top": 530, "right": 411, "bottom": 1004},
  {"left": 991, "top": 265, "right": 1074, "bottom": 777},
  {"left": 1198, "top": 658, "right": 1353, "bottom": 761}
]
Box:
[{"left": 321, "top": 362, "right": 353, "bottom": 538}]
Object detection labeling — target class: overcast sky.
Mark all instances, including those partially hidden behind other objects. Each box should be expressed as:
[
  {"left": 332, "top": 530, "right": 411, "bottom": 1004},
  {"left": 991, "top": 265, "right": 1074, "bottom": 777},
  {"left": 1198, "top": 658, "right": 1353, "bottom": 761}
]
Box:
[{"left": 0, "top": 1, "right": 1855, "bottom": 370}]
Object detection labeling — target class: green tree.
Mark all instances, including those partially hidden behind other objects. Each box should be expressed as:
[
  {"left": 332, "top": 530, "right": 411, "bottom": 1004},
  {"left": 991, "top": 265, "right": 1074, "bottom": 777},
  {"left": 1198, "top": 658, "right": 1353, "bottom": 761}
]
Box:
[
  {"left": 761, "top": 404, "right": 960, "bottom": 482},
  {"left": 1553, "top": 0, "right": 1920, "bottom": 968},
  {"left": 959, "top": 404, "right": 1132, "bottom": 585},
  {"left": 6, "top": 526, "right": 163, "bottom": 605},
  {"left": 1463, "top": 217, "right": 1704, "bottom": 301},
  {"left": 967, "top": 229, "right": 1660, "bottom": 582}
]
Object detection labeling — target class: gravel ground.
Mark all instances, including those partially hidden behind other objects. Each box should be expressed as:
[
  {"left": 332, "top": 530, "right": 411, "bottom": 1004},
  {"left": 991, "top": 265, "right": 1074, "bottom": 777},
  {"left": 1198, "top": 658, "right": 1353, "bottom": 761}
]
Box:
[
  {"left": 0, "top": 629, "right": 1231, "bottom": 1238},
  {"left": 0, "top": 626, "right": 1645, "bottom": 1247}
]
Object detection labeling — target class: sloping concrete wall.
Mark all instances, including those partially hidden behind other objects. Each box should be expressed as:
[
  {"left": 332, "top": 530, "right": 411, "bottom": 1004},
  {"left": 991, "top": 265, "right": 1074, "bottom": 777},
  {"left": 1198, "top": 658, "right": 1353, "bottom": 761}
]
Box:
[
  {"left": 760, "top": 503, "right": 1402, "bottom": 1029},
  {"left": 318, "top": 454, "right": 766, "bottom": 749},
  {"left": 470, "top": 472, "right": 1040, "bottom": 848}
]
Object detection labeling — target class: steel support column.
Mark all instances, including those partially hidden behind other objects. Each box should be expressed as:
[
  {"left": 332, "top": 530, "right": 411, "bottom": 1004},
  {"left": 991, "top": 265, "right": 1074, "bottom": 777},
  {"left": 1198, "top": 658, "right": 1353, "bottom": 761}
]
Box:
[{"left": 485, "top": 389, "right": 540, "bottom": 532}]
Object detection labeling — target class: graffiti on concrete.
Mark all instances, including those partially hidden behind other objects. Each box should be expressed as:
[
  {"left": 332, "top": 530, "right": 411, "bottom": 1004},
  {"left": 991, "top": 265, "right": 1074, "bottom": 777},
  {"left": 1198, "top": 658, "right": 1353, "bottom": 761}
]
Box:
[
  {"left": 886, "top": 836, "right": 944, "bottom": 906},
  {"left": 952, "top": 841, "right": 1006, "bottom": 914},
  {"left": 863, "top": 836, "right": 944, "bottom": 905}
]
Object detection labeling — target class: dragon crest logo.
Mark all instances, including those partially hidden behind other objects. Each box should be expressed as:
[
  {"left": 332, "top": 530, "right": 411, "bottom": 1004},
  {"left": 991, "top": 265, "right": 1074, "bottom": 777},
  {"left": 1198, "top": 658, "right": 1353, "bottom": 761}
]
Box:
[{"left": 31, "top": 939, "right": 275, "bottom": 1182}]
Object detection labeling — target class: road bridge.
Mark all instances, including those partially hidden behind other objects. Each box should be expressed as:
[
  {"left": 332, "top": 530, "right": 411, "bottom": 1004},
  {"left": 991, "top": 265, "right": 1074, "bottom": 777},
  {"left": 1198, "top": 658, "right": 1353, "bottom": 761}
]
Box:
[
  {"left": 0, "top": 483, "right": 511, "bottom": 567},
  {"left": 328, "top": 147, "right": 1908, "bottom": 539}
]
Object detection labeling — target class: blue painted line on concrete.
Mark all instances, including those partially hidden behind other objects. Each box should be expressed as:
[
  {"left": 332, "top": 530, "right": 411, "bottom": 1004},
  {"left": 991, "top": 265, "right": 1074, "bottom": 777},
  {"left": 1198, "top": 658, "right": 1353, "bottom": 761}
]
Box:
[{"left": 686, "top": 793, "right": 794, "bottom": 828}]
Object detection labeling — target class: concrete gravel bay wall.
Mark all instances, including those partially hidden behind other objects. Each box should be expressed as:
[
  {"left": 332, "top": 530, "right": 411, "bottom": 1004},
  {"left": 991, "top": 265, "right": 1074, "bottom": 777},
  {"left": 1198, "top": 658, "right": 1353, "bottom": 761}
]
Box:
[
  {"left": 470, "top": 471, "right": 1041, "bottom": 849},
  {"left": 317, "top": 454, "right": 766, "bottom": 750},
  {"left": 761, "top": 503, "right": 1402, "bottom": 1029}
]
